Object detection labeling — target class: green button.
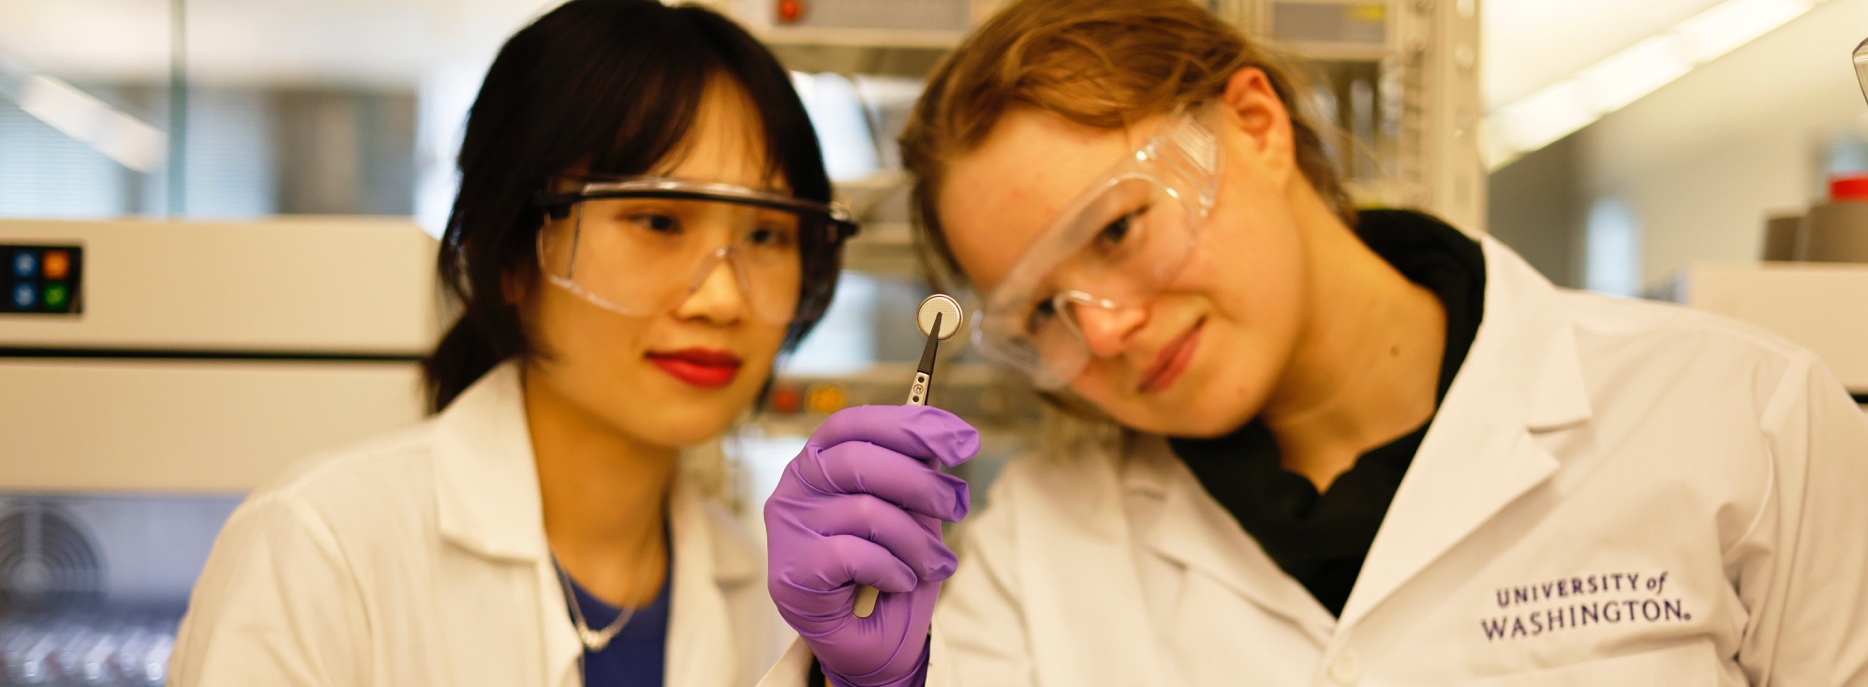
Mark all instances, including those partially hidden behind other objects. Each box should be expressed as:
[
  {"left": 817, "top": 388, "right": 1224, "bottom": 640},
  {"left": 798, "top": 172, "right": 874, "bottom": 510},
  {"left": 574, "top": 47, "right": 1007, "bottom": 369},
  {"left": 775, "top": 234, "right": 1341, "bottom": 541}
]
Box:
[{"left": 43, "top": 283, "right": 68, "bottom": 310}]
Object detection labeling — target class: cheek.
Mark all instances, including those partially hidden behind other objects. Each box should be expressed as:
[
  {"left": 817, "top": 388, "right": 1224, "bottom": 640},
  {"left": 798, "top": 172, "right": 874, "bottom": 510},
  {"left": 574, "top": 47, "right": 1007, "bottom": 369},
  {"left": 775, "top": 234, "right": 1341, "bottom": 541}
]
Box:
[
  {"left": 1062, "top": 221, "right": 1308, "bottom": 432},
  {"left": 736, "top": 322, "right": 789, "bottom": 381},
  {"left": 1187, "top": 175, "right": 1308, "bottom": 313},
  {"left": 529, "top": 289, "right": 646, "bottom": 381}
]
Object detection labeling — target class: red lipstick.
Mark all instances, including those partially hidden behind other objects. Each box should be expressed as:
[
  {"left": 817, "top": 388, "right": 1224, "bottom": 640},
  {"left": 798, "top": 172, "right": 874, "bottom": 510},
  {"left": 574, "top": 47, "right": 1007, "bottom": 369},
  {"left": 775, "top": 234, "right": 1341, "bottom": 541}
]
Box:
[
  {"left": 1139, "top": 319, "right": 1203, "bottom": 394},
  {"left": 647, "top": 348, "right": 742, "bottom": 388}
]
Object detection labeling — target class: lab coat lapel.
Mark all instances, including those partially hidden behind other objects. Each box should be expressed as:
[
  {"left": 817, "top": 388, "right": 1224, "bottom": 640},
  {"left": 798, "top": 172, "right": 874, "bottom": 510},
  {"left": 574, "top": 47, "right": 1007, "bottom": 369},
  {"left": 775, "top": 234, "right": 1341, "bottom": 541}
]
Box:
[
  {"left": 1132, "top": 438, "right": 1336, "bottom": 642},
  {"left": 433, "top": 361, "right": 551, "bottom": 562},
  {"left": 664, "top": 473, "right": 760, "bottom": 687},
  {"left": 429, "top": 362, "right": 581, "bottom": 686},
  {"left": 537, "top": 560, "right": 584, "bottom": 687},
  {"left": 1022, "top": 445, "right": 1172, "bottom": 686},
  {"left": 1338, "top": 238, "right": 1592, "bottom": 630}
]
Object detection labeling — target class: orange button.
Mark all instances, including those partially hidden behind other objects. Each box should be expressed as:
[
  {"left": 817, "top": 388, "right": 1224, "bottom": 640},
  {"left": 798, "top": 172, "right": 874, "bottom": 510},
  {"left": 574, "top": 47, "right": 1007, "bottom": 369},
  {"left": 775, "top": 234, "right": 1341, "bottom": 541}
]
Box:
[
  {"left": 771, "top": 386, "right": 802, "bottom": 414},
  {"left": 777, "top": 0, "right": 804, "bottom": 23},
  {"left": 42, "top": 251, "right": 69, "bottom": 280},
  {"left": 805, "top": 383, "right": 848, "bottom": 415}
]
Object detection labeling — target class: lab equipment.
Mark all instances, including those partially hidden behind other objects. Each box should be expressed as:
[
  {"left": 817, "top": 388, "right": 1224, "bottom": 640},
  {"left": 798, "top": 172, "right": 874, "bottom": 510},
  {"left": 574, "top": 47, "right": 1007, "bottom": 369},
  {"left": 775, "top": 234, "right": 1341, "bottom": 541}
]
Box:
[
  {"left": 1217, "top": 0, "right": 1484, "bottom": 230},
  {"left": 530, "top": 176, "right": 858, "bottom": 324},
  {"left": 1662, "top": 262, "right": 1868, "bottom": 409},
  {"left": 904, "top": 294, "right": 962, "bottom": 407},
  {"left": 1761, "top": 214, "right": 1803, "bottom": 261},
  {"left": 0, "top": 217, "right": 440, "bottom": 686},
  {"left": 849, "top": 294, "right": 964, "bottom": 619},
  {"left": 0, "top": 217, "right": 438, "bottom": 492},
  {"left": 1854, "top": 36, "right": 1868, "bottom": 105},
  {"left": 1803, "top": 176, "right": 1868, "bottom": 264}
]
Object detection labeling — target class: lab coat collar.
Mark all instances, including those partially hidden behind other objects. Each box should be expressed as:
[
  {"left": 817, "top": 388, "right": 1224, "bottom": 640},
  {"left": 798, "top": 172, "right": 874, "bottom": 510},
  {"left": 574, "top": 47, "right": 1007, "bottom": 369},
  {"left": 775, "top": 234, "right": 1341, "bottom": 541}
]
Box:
[
  {"left": 1130, "top": 438, "right": 1338, "bottom": 641},
  {"left": 429, "top": 360, "right": 762, "bottom": 585},
  {"left": 432, "top": 360, "right": 761, "bottom": 687},
  {"left": 664, "top": 463, "right": 761, "bottom": 686},
  {"left": 1023, "top": 444, "right": 1177, "bottom": 686},
  {"left": 433, "top": 361, "right": 548, "bottom": 562},
  {"left": 1123, "top": 237, "right": 1594, "bottom": 635},
  {"left": 1337, "top": 235, "right": 1592, "bottom": 627}
]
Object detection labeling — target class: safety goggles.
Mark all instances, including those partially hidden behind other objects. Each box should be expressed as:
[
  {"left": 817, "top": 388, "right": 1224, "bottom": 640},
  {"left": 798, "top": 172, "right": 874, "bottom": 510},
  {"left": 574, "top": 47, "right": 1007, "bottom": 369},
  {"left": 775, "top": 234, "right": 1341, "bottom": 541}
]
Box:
[
  {"left": 1855, "top": 36, "right": 1868, "bottom": 105},
  {"left": 532, "top": 176, "right": 858, "bottom": 324},
  {"left": 974, "top": 106, "right": 1223, "bottom": 389}
]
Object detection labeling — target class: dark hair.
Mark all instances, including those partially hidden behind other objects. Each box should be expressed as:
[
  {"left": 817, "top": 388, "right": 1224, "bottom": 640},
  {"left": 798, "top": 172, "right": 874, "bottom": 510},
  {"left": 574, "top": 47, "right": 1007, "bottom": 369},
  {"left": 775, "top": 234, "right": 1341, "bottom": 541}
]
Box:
[{"left": 423, "top": 0, "right": 842, "bottom": 411}]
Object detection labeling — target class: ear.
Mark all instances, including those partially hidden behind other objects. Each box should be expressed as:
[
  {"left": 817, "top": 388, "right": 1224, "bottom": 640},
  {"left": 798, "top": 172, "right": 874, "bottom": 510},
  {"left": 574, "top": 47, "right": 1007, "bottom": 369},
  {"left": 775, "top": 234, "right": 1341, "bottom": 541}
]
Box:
[{"left": 1218, "top": 68, "right": 1296, "bottom": 179}]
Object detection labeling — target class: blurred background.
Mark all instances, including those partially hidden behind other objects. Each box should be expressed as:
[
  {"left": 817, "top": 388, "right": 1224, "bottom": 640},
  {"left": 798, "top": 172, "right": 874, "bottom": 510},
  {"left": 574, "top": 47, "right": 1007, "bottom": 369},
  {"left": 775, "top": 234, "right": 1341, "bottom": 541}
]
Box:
[{"left": 0, "top": 0, "right": 1865, "bottom": 684}]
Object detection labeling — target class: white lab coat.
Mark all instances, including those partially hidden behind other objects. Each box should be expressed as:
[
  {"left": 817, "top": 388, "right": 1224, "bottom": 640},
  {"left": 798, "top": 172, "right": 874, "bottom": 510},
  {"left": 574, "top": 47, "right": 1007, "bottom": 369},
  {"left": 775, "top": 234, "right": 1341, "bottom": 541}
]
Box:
[
  {"left": 761, "top": 235, "right": 1868, "bottom": 687},
  {"left": 170, "top": 361, "right": 788, "bottom": 687}
]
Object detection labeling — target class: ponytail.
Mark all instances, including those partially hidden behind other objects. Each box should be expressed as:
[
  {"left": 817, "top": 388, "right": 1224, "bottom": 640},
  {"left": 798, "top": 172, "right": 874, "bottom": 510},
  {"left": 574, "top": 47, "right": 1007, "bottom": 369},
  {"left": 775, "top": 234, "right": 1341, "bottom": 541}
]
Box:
[{"left": 422, "top": 305, "right": 526, "bottom": 412}]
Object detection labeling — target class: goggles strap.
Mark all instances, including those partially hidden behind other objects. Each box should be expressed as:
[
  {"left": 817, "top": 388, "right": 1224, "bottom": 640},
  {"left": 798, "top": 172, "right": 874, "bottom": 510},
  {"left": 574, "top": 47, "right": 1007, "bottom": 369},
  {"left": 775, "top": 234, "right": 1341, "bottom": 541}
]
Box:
[{"left": 565, "top": 203, "right": 587, "bottom": 281}]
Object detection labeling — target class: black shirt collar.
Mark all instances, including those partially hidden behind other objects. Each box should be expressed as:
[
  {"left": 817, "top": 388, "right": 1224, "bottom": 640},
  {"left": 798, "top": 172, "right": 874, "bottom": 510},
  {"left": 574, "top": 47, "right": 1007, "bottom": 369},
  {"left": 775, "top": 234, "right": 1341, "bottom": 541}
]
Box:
[{"left": 1166, "top": 209, "right": 1486, "bottom": 617}]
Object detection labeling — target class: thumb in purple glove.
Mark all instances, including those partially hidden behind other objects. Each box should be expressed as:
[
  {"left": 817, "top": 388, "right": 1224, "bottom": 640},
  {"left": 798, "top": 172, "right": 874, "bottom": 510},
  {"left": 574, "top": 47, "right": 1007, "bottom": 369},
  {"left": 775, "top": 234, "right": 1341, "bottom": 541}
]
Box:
[{"left": 765, "top": 405, "right": 979, "bottom": 687}]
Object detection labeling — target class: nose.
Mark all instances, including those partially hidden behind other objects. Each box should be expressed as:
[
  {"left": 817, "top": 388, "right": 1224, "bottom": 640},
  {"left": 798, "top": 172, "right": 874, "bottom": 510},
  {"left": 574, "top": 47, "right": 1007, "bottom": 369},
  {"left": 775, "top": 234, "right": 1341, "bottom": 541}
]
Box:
[
  {"left": 1069, "top": 295, "right": 1147, "bottom": 358},
  {"left": 674, "top": 248, "right": 748, "bottom": 324}
]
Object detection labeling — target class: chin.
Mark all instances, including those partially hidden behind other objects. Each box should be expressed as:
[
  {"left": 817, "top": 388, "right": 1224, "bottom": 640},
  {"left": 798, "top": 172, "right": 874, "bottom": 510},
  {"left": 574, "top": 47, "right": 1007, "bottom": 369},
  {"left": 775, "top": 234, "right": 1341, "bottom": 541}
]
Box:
[
  {"left": 1103, "top": 408, "right": 1229, "bottom": 439},
  {"left": 629, "top": 407, "right": 740, "bottom": 449},
  {"left": 1095, "top": 378, "right": 1266, "bottom": 440},
  {"left": 628, "top": 372, "right": 765, "bottom": 445},
  {"left": 1153, "top": 412, "right": 1251, "bottom": 439}
]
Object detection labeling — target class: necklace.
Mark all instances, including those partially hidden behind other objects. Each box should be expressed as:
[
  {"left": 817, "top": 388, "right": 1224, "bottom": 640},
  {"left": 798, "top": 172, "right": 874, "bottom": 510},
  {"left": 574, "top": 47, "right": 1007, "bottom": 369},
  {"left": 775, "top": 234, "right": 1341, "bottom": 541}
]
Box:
[{"left": 553, "top": 533, "right": 660, "bottom": 654}]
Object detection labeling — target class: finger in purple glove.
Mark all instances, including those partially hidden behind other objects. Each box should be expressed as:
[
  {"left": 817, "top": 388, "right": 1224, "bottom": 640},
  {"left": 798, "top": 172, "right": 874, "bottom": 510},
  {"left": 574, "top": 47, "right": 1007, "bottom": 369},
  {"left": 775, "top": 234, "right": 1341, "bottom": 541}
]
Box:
[{"left": 805, "top": 405, "right": 980, "bottom": 469}]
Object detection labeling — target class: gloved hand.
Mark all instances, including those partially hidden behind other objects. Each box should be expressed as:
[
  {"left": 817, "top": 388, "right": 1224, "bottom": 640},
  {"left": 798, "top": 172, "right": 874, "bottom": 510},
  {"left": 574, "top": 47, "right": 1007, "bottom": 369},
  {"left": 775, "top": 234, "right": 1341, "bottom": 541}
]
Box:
[{"left": 765, "top": 405, "right": 978, "bottom": 687}]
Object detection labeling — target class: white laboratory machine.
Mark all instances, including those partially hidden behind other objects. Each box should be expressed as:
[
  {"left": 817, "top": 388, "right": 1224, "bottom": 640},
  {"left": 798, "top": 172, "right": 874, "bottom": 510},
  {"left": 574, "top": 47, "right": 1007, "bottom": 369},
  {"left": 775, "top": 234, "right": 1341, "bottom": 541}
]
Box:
[
  {"left": 1663, "top": 262, "right": 1868, "bottom": 411},
  {"left": 0, "top": 217, "right": 441, "bottom": 686}
]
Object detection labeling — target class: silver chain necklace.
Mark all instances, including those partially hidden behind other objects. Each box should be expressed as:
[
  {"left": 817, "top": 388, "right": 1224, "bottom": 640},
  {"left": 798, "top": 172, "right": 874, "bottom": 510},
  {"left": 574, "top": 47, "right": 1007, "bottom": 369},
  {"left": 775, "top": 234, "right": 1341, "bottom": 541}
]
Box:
[{"left": 553, "top": 535, "right": 659, "bottom": 654}]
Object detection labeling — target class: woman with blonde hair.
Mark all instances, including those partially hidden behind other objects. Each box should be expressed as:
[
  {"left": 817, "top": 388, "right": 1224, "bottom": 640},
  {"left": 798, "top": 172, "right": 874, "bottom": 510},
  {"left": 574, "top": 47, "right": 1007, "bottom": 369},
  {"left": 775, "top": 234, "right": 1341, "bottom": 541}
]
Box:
[{"left": 760, "top": 0, "right": 1868, "bottom": 684}]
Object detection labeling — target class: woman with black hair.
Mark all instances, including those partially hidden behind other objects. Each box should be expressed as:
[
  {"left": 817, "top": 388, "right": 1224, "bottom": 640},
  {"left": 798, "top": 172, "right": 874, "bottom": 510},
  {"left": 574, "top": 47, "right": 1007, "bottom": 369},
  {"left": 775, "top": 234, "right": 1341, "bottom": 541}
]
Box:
[{"left": 169, "top": 1, "right": 858, "bottom": 685}]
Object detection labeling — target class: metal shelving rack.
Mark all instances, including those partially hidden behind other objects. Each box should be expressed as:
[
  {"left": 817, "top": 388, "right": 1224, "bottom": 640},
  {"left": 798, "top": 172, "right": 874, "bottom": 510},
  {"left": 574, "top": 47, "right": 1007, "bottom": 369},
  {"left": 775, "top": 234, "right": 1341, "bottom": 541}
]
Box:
[
  {"left": 1214, "top": 0, "right": 1486, "bottom": 232},
  {"left": 730, "top": 0, "right": 1487, "bottom": 275}
]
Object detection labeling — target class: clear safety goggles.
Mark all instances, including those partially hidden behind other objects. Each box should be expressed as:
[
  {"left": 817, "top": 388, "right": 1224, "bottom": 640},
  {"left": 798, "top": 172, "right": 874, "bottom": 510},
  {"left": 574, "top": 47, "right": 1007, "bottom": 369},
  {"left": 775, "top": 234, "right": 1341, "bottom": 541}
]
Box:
[
  {"left": 974, "top": 106, "right": 1223, "bottom": 389},
  {"left": 532, "top": 176, "right": 857, "bottom": 324}
]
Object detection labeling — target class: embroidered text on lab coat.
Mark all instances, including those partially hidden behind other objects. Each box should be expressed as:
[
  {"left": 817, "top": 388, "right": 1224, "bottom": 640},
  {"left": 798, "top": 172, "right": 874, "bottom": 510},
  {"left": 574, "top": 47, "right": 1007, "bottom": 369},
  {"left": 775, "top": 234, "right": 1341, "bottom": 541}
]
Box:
[{"left": 1482, "top": 571, "right": 1693, "bottom": 641}]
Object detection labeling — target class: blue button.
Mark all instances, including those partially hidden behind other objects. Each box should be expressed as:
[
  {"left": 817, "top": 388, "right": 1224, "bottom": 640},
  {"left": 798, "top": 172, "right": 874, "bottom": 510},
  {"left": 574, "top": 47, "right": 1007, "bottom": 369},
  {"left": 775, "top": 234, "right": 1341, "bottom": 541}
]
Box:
[
  {"left": 12, "top": 283, "right": 35, "bottom": 310},
  {"left": 13, "top": 251, "right": 38, "bottom": 279}
]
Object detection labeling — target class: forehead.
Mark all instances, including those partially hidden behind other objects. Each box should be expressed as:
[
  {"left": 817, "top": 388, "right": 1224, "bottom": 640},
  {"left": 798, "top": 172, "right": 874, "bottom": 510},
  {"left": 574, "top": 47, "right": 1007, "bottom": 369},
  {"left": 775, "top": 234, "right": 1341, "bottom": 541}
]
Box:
[
  {"left": 937, "top": 108, "right": 1161, "bottom": 293},
  {"left": 656, "top": 79, "right": 786, "bottom": 192}
]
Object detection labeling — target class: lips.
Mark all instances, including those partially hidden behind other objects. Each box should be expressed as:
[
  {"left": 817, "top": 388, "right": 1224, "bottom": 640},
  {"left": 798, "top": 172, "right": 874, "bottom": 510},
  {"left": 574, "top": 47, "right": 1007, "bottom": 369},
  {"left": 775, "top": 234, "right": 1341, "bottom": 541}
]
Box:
[
  {"left": 646, "top": 348, "right": 743, "bottom": 388},
  {"left": 1139, "top": 319, "right": 1203, "bottom": 394}
]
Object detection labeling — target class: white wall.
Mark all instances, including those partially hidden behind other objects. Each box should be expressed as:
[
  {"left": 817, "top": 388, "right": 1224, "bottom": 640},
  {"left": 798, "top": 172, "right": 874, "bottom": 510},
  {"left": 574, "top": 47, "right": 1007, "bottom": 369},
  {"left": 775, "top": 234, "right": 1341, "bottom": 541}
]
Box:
[{"left": 1574, "top": 0, "right": 1868, "bottom": 290}]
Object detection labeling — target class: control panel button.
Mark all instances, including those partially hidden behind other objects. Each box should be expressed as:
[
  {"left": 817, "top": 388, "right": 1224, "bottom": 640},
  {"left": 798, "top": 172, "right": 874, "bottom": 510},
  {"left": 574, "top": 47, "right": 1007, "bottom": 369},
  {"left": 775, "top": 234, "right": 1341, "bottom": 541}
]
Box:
[
  {"left": 42, "top": 250, "right": 69, "bottom": 280},
  {"left": 770, "top": 385, "right": 802, "bottom": 414},
  {"left": 12, "top": 250, "right": 37, "bottom": 278},
  {"left": 1, "top": 244, "right": 83, "bottom": 315},
  {"left": 42, "top": 283, "right": 69, "bottom": 310},
  {"left": 777, "top": 0, "right": 804, "bottom": 22},
  {"left": 806, "top": 382, "right": 848, "bottom": 415}
]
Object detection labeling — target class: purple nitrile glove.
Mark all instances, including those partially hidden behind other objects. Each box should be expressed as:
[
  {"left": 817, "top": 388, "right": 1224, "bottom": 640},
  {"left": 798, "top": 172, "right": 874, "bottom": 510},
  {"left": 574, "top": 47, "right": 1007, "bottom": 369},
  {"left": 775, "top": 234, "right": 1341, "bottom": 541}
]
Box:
[{"left": 765, "top": 405, "right": 978, "bottom": 687}]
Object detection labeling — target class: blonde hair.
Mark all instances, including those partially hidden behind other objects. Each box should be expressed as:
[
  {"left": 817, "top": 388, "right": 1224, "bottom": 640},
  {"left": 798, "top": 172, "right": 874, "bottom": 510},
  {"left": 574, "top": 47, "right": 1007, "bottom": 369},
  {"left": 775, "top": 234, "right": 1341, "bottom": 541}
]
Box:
[{"left": 900, "top": 0, "right": 1351, "bottom": 291}]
